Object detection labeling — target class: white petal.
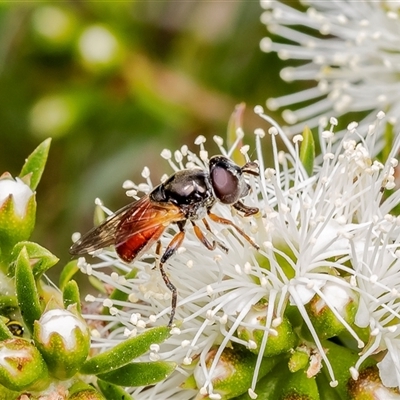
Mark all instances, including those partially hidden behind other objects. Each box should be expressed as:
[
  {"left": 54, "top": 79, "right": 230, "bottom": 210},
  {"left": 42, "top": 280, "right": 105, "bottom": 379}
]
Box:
[
  {"left": 0, "top": 177, "right": 33, "bottom": 217},
  {"left": 378, "top": 350, "right": 400, "bottom": 389},
  {"left": 355, "top": 298, "right": 369, "bottom": 328}
]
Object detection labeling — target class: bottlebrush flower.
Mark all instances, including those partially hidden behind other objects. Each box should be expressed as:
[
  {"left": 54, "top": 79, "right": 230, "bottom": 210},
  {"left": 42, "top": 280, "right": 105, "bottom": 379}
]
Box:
[
  {"left": 260, "top": 0, "right": 400, "bottom": 140},
  {"left": 74, "top": 107, "right": 400, "bottom": 399}
]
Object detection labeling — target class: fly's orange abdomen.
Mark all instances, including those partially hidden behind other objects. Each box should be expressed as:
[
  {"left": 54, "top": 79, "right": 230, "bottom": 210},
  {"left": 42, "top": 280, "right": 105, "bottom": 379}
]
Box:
[{"left": 116, "top": 225, "right": 166, "bottom": 263}]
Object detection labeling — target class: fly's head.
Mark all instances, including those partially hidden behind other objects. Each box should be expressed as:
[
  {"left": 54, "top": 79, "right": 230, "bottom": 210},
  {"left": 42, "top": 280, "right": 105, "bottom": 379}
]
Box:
[{"left": 208, "top": 156, "right": 259, "bottom": 205}]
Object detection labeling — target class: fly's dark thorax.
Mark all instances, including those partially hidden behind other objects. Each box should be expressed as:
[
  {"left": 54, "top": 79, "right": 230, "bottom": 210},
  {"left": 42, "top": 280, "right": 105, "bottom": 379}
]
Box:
[{"left": 150, "top": 169, "right": 215, "bottom": 220}]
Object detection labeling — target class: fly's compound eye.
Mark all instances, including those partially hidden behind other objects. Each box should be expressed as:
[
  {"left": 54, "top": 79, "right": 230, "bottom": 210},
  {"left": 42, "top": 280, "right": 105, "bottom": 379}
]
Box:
[{"left": 210, "top": 157, "right": 241, "bottom": 204}]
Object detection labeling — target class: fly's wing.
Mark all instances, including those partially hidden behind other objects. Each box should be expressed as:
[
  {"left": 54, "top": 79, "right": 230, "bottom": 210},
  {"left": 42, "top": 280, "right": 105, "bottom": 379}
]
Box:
[
  {"left": 114, "top": 199, "right": 183, "bottom": 245},
  {"left": 69, "top": 199, "right": 143, "bottom": 255},
  {"left": 70, "top": 195, "right": 184, "bottom": 256},
  {"left": 114, "top": 197, "right": 184, "bottom": 262}
]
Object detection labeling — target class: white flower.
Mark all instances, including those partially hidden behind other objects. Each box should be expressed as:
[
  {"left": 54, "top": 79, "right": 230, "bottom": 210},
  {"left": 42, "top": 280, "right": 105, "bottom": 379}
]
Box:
[
  {"left": 260, "top": 0, "right": 400, "bottom": 139},
  {"left": 77, "top": 107, "right": 400, "bottom": 398}
]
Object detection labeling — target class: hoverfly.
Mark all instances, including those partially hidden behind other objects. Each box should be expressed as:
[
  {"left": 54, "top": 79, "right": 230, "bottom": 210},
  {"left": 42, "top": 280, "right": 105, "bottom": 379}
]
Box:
[{"left": 70, "top": 155, "right": 259, "bottom": 326}]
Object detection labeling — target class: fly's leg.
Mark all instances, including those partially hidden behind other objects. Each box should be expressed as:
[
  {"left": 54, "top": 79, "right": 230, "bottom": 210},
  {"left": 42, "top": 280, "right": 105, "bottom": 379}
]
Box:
[
  {"left": 191, "top": 221, "right": 216, "bottom": 250},
  {"left": 154, "top": 240, "right": 163, "bottom": 269},
  {"left": 232, "top": 200, "right": 259, "bottom": 217},
  {"left": 208, "top": 211, "right": 260, "bottom": 250},
  {"left": 199, "top": 218, "right": 229, "bottom": 253},
  {"left": 159, "top": 221, "right": 186, "bottom": 327}
]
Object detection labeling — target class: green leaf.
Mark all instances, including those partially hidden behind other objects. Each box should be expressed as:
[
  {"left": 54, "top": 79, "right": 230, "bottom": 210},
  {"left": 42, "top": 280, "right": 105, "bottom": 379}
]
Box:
[
  {"left": 63, "top": 280, "right": 81, "bottom": 313},
  {"left": 59, "top": 259, "right": 79, "bottom": 290},
  {"left": 97, "top": 379, "right": 134, "bottom": 400},
  {"left": 80, "top": 326, "right": 171, "bottom": 375},
  {"left": 0, "top": 318, "right": 13, "bottom": 340},
  {"left": 89, "top": 275, "right": 108, "bottom": 294},
  {"left": 383, "top": 120, "right": 394, "bottom": 162},
  {"left": 97, "top": 361, "right": 176, "bottom": 387},
  {"left": 299, "top": 126, "right": 315, "bottom": 177},
  {"left": 0, "top": 295, "right": 19, "bottom": 314},
  {"left": 19, "top": 138, "right": 51, "bottom": 191},
  {"left": 10, "top": 241, "right": 59, "bottom": 278},
  {"left": 15, "top": 247, "right": 42, "bottom": 333}
]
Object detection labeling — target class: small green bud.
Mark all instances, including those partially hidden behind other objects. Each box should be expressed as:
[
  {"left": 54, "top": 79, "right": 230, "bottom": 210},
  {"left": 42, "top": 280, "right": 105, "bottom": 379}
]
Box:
[
  {"left": 0, "top": 338, "right": 49, "bottom": 391},
  {"left": 288, "top": 347, "right": 310, "bottom": 373},
  {"left": 0, "top": 173, "right": 36, "bottom": 259},
  {"left": 192, "top": 346, "right": 278, "bottom": 399},
  {"left": 68, "top": 388, "right": 106, "bottom": 400},
  {"left": 0, "top": 382, "right": 19, "bottom": 399},
  {"left": 306, "top": 282, "right": 358, "bottom": 339},
  {"left": 237, "top": 304, "right": 297, "bottom": 357},
  {"left": 34, "top": 307, "right": 90, "bottom": 380}
]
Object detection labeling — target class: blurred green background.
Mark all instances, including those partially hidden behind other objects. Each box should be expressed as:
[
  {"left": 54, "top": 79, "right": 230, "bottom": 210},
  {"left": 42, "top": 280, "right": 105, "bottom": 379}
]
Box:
[{"left": 0, "top": 2, "right": 286, "bottom": 267}]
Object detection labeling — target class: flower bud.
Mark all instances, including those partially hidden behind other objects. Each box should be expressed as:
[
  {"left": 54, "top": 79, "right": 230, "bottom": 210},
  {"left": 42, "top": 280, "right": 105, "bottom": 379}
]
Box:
[
  {"left": 192, "top": 346, "right": 278, "bottom": 399},
  {"left": 34, "top": 307, "right": 90, "bottom": 380},
  {"left": 0, "top": 383, "right": 18, "bottom": 399},
  {"left": 348, "top": 365, "right": 397, "bottom": 399},
  {"left": 0, "top": 338, "right": 48, "bottom": 391},
  {"left": 305, "top": 282, "right": 358, "bottom": 339},
  {"left": 322, "top": 340, "right": 376, "bottom": 399},
  {"left": 279, "top": 369, "right": 319, "bottom": 400},
  {"left": 68, "top": 388, "right": 106, "bottom": 400},
  {"left": 288, "top": 347, "right": 310, "bottom": 373},
  {"left": 237, "top": 304, "right": 297, "bottom": 357},
  {"left": 0, "top": 173, "right": 36, "bottom": 258}
]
